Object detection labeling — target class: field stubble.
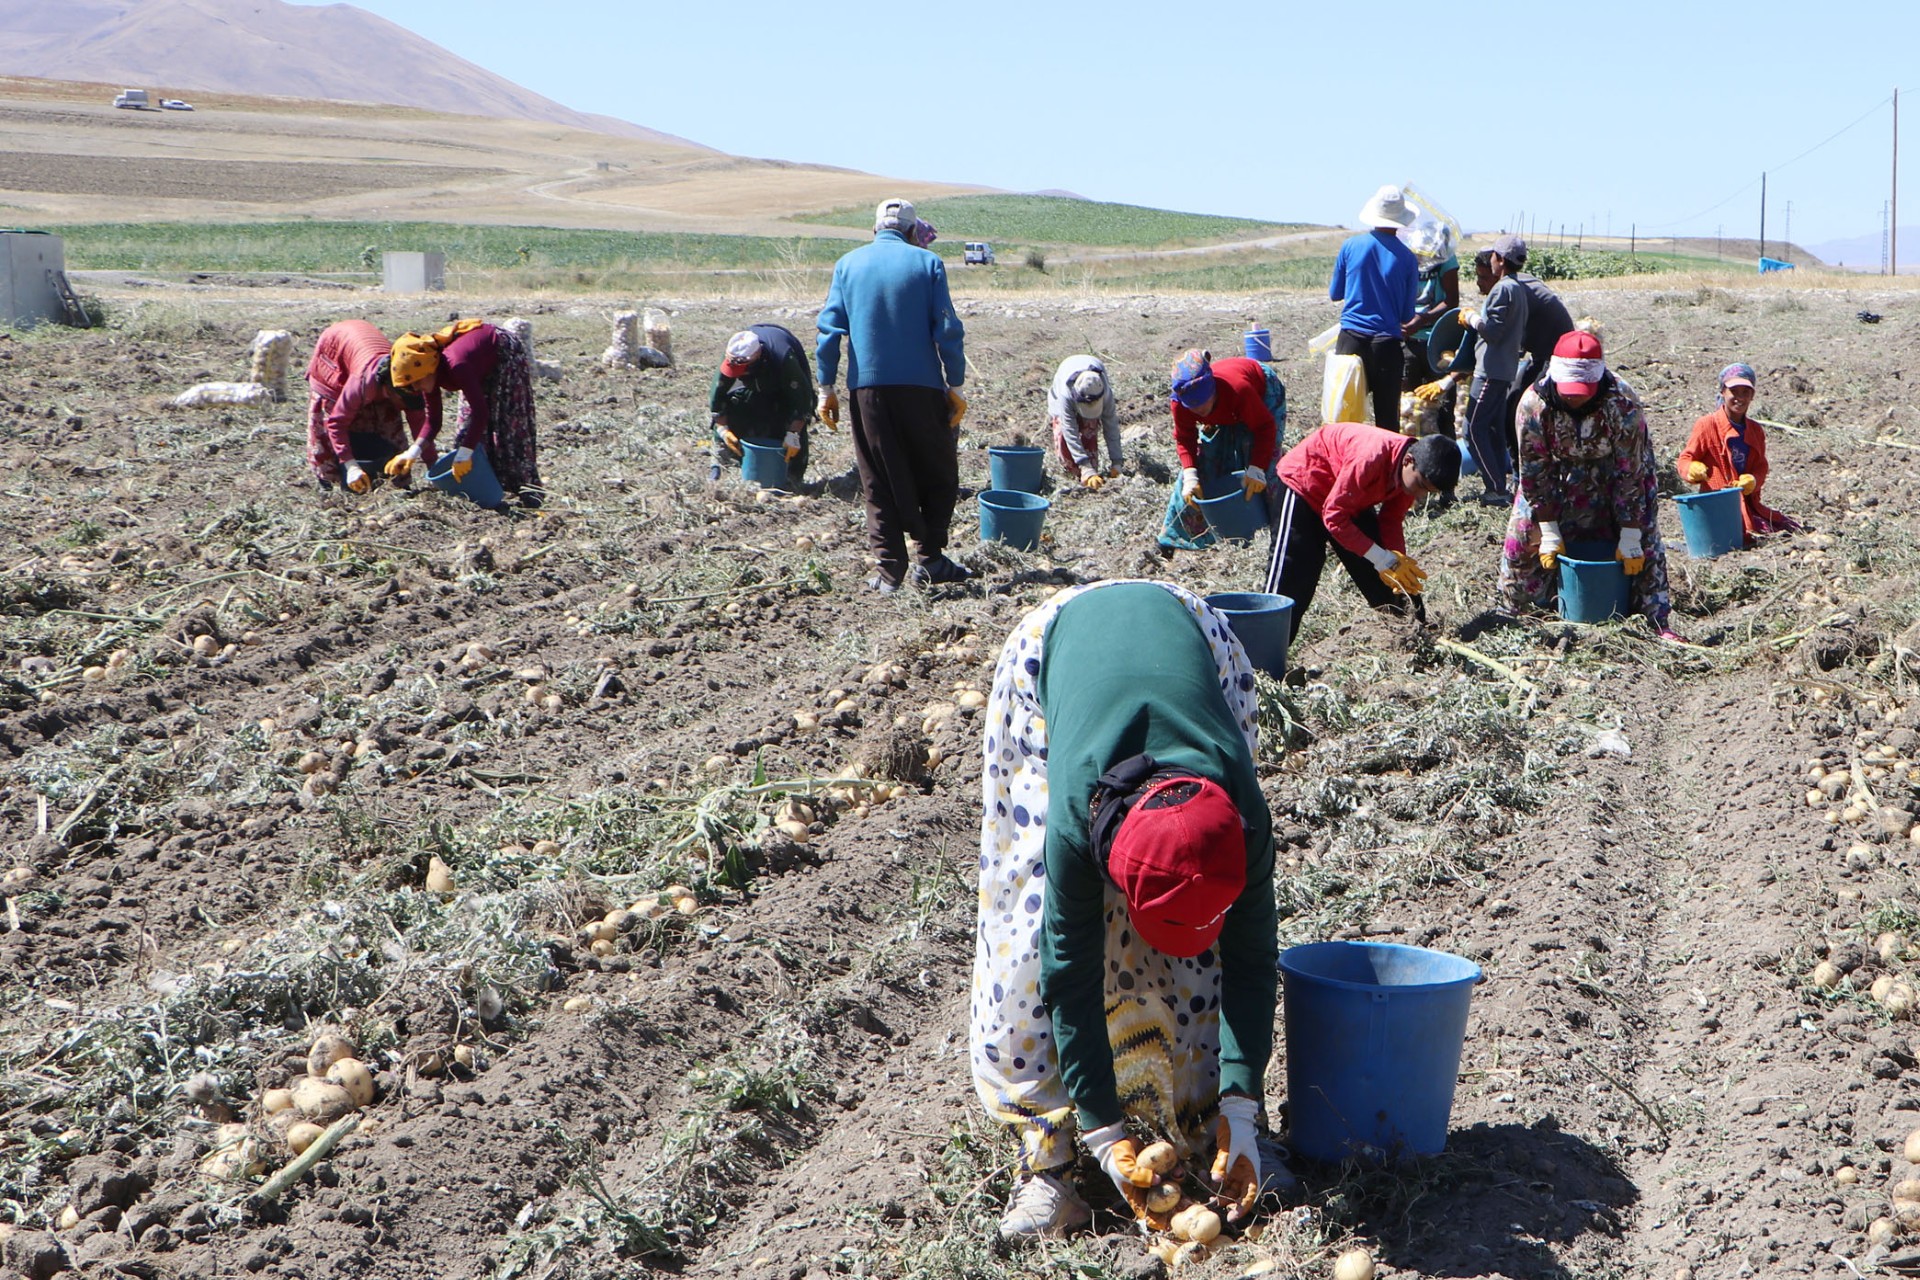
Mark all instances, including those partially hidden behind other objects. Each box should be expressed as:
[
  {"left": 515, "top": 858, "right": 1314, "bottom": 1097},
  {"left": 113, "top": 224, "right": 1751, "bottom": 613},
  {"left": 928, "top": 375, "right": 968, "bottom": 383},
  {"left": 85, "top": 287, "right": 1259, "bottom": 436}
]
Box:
[{"left": 2, "top": 279, "right": 1920, "bottom": 1280}]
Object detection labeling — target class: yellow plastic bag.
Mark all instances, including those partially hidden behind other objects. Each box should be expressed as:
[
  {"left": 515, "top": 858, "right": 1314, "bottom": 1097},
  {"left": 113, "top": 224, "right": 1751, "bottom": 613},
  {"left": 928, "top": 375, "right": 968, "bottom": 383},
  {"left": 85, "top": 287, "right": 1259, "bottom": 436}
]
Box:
[{"left": 1321, "top": 353, "right": 1369, "bottom": 424}]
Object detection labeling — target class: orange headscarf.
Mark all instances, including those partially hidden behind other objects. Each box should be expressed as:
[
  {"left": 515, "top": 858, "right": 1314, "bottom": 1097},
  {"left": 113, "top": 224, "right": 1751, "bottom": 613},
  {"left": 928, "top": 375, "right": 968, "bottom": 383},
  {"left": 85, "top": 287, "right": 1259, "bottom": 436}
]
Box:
[{"left": 389, "top": 318, "right": 486, "bottom": 389}]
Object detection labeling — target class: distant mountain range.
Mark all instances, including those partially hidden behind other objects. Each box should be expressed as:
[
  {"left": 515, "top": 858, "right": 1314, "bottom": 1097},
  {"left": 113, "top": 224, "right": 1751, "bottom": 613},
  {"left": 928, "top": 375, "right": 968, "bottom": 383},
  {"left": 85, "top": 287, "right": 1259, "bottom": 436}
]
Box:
[
  {"left": 0, "top": 0, "right": 706, "bottom": 148},
  {"left": 1805, "top": 227, "right": 1920, "bottom": 273}
]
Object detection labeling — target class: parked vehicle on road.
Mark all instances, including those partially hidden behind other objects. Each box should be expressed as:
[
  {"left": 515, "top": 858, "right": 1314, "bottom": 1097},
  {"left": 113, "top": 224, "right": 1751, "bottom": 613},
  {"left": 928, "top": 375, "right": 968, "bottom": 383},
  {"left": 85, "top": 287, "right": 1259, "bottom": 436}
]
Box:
[
  {"left": 963, "top": 242, "right": 995, "bottom": 266},
  {"left": 113, "top": 89, "right": 148, "bottom": 109},
  {"left": 160, "top": 99, "right": 194, "bottom": 111}
]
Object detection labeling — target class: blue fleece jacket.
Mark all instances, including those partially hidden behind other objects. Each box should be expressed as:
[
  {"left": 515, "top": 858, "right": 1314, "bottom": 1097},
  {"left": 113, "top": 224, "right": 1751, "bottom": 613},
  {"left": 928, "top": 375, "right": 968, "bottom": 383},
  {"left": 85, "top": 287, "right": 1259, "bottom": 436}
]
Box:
[
  {"left": 1329, "top": 229, "right": 1419, "bottom": 338},
  {"left": 815, "top": 230, "right": 967, "bottom": 391}
]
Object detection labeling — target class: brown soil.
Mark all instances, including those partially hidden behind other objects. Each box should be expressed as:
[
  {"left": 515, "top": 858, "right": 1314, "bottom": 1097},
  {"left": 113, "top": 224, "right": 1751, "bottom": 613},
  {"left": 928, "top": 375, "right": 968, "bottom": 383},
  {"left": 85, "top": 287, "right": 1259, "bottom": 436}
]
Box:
[
  {"left": 0, "top": 152, "right": 501, "bottom": 204},
  {"left": 2, "top": 279, "right": 1919, "bottom": 1280}
]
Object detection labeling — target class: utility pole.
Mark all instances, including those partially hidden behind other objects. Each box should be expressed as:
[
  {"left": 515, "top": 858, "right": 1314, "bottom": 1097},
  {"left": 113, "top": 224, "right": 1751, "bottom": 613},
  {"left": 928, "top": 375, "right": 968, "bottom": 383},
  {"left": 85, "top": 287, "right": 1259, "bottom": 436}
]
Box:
[
  {"left": 1893, "top": 87, "right": 1900, "bottom": 275},
  {"left": 1759, "top": 171, "right": 1767, "bottom": 262},
  {"left": 1785, "top": 201, "right": 1792, "bottom": 260},
  {"left": 1717, "top": 224, "right": 1722, "bottom": 260}
]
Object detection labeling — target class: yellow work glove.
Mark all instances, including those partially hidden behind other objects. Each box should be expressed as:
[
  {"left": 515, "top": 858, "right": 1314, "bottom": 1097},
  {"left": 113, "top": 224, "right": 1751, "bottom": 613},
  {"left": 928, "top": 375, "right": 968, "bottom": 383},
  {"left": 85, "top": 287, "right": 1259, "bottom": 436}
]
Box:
[
  {"left": 1458, "top": 307, "right": 1478, "bottom": 329},
  {"left": 1538, "top": 520, "right": 1564, "bottom": 571},
  {"left": 1085, "top": 1123, "right": 1153, "bottom": 1220},
  {"left": 1616, "top": 527, "right": 1645, "bottom": 576},
  {"left": 718, "top": 427, "right": 742, "bottom": 458},
  {"left": 1082, "top": 473, "right": 1105, "bottom": 491},
  {"left": 1413, "top": 377, "right": 1452, "bottom": 406},
  {"left": 1684, "top": 460, "right": 1708, "bottom": 485},
  {"left": 383, "top": 443, "right": 420, "bottom": 479},
  {"left": 1735, "top": 473, "right": 1756, "bottom": 495},
  {"left": 1240, "top": 465, "right": 1268, "bottom": 498},
  {"left": 947, "top": 388, "right": 968, "bottom": 429},
  {"left": 1180, "top": 468, "right": 1202, "bottom": 506},
  {"left": 343, "top": 461, "right": 370, "bottom": 494},
  {"left": 815, "top": 386, "right": 839, "bottom": 429},
  {"left": 783, "top": 430, "right": 802, "bottom": 462},
  {"left": 1375, "top": 551, "right": 1427, "bottom": 596},
  {"left": 451, "top": 447, "right": 474, "bottom": 483},
  {"left": 1210, "top": 1096, "right": 1262, "bottom": 1224}
]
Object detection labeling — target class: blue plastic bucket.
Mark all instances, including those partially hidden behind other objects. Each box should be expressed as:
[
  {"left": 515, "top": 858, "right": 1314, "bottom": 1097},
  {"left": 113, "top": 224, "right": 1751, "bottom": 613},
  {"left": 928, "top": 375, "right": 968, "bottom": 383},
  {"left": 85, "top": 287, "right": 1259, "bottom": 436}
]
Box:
[
  {"left": 1557, "top": 539, "right": 1628, "bottom": 622},
  {"left": 1426, "top": 309, "right": 1474, "bottom": 375},
  {"left": 426, "top": 444, "right": 505, "bottom": 508},
  {"left": 1457, "top": 435, "right": 1478, "bottom": 476},
  {"left": 988, "top": 446, "right": 1046, "bottom": 494},
  {"left": 1673, "top": 488, "right": 1743, "bottom": 558},
  {"left": 1205, "top": 592, "right": 1294, "bottom": 678},
  {"left": 741, "top": 440, "right": 789, "bottom": 490},
  {"left": 1193, "top": 472, "right": 1266, "bottom": 543},
  {"left": 1279, "top": 941, "right": 1481, "bottom": 1163},
  {"left": 978, "top": 489, "right": 1049, "bottom": 551},
  {"left": 1243, "top": 327, "right": 1273, "bottom": 362}
]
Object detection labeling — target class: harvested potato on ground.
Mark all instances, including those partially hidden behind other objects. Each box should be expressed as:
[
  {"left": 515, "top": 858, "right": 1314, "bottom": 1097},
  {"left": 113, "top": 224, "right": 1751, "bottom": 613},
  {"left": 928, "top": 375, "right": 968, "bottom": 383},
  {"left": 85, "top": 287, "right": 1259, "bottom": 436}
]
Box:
[
  {"left": 1145, "top": 1182, "right": 1182, "bottom": 1214},
  {"left": 291, "top": 1076, "right": 357, "bottom": 1123},
  {"left": 1169, "top": 1202, "right": 1221, "bottom": 1244},
  {"left": 307, "top": 1033, "right": 358, "bottom": 1077},
  {"left": 1870, "top": 1217, "right": 1900, "bottom": 1246},
  {"left": 1813, "top": 961, "right": 1842, "bottom": 989},
  {"left": 1333, "top": 1248, "right": 1377, "bottom": 1280},
  {"left": 327, "top": 1057, "right": 376, "bottom": 1107},
  {"left": 286, "top": 1121, "right": 325, "bottom": 1154},
  {"left": 262, "top": 1087, "right": 294, "bottom": 1116},
  {"left": 1137, "top": 1140, "right": 1178, "bottom": 1177},
  {"left": 426, "top": 856, "right": 456, "bottom": 895},
  {"left": 1906, "top": 1127, "right": 1920, "bottom": 1163}
]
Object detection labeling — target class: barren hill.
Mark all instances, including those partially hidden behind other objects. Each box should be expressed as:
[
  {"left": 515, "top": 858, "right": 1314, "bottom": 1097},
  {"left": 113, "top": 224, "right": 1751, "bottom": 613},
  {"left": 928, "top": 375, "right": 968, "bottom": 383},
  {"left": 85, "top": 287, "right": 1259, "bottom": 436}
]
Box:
[{"left": 0, "top": 0, "right": 697, "bottom": 145}]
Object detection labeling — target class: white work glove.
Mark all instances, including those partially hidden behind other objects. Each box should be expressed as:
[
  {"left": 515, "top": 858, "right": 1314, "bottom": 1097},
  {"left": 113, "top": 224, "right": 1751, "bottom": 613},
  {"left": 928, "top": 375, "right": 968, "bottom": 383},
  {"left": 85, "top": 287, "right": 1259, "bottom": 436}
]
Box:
[
  {"left": 451, "top": 446, "right": 475, "bottom": 482},
  {"left": 343, "top": 460, "right": 369, "bottom": 493},
  {"left": 1538, "top": 520, "right": 1564, "bottom": 570},
  {"left": 1240, "top": 464, "right": 1267, "bottom": 497},
  {"left": 1363, "top": 544, "right": 1399, "bottom": 572},
  {"left": 1179, "top": 467, "right": 1202, "bottom": 505},
  {"left": 1083, "top": 1121, "right": 1151, "bottom": 1219},
  {"left": 1210, "top": 1095, "right": 1262, "bottom": 1222},
  {"left": 783, "top": 430, "right": 802, "bottom": 461},
  {"left": 1617, "top": 526, "right": 1645, "bottom": 576}
]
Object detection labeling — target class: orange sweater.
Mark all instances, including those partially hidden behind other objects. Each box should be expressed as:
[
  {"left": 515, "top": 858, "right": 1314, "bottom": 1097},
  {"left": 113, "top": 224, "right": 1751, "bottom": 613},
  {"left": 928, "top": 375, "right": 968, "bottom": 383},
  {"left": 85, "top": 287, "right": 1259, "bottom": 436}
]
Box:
[{"left": 1676, "top": 409, "right": 1787, "bottom": 539}]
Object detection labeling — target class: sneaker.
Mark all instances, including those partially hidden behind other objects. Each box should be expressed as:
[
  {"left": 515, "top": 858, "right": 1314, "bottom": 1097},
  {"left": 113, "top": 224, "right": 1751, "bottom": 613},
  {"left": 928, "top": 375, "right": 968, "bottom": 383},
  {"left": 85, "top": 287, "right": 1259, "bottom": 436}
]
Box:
[
  {"left": 1256, "top": 1136, "right": 1299, "bottom": 1196},
  {"left": 997, "top": 1172, "right": 1091, "bottom": 1241},
  {"left": 911, "top": 554, "right": 976, "bottom": 586},
  {"left": 1476, "top": 488, "right": 1513, "bottom": 507},
  {"left": 866, "top": 573, "right": 901, "bottom": 597}
]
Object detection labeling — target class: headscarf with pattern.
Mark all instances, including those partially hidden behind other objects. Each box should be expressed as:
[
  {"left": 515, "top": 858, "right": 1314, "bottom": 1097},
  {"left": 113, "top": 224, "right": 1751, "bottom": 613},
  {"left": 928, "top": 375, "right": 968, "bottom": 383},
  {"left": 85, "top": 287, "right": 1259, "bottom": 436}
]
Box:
[{"left": 389, "top": 318, "right": 487, "bottom": 389}]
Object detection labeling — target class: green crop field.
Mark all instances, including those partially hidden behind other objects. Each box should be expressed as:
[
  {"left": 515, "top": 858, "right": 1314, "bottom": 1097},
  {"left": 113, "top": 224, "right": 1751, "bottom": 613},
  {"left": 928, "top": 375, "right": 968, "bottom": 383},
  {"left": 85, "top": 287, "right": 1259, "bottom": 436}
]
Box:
[
  {"left": 793, "top": 194, "right": 1305, "bottom": 248},
  {"left": 47, "top": 221, "right": 847, "bottom": 275}
]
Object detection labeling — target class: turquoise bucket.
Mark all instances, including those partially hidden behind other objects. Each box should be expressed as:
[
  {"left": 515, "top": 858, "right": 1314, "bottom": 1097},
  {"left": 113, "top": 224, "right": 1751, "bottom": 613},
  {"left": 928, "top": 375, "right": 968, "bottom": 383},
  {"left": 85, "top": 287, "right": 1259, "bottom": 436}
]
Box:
[
  {"left": 1673, "top": 488, "right": 1743, "bottom": 558},
  {"left": 988, "top": 446, "right": 1046, "bottom": 494},
  {"left": 1426, "top": 308, "right": 1473, "bottom": 375},
  {"left": 1279, "top": 941, "right": 1481, "bottom": 1163},
  {"left": 1557, "top": 539, "right": 1628, "bottom": 622},
  {"left": 1193, "top": 472, "right": 1265, "bottom": 543},
  {"left": 1243, "top": 327, "right": 1273, "bottom": 362},
  {"left": 1204, "top": 591, "right": 1294, "bottom": 679},
  {"left": 978, "top": 488, "right": 1049, "bottom": 551},
  {"left": 426, "top": 444, "right": 505, "bottom": 508},
  {"left": 741, "top": 440, "right": 789, "bottom": 490}
]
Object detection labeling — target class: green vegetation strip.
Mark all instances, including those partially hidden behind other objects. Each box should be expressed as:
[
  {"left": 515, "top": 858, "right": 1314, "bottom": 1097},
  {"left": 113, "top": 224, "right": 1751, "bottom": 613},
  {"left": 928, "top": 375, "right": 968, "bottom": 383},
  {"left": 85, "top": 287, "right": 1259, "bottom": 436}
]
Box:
[
  {"left": 792, "top": 193, "right": 1302, "bottom": 247},
  {"left": 44, "top": 221, "right": 849, "bottom": 274}
]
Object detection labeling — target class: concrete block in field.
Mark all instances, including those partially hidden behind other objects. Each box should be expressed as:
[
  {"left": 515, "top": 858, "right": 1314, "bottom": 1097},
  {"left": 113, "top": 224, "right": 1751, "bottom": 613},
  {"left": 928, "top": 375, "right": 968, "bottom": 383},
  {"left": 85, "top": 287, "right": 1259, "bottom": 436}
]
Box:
[
  {"left": 382, "top": 251, "right": 445, "bottom": 292},
  {"left": 1, "top": 231, "right": 66, "bottom": 327}
]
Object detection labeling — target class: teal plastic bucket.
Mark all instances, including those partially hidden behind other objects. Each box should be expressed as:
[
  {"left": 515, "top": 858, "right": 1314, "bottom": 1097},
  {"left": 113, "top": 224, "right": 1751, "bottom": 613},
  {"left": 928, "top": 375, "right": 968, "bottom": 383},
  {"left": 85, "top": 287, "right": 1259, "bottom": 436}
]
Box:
[
  {"left": 1205, "top": 592, "right": 1294, "bottom": 678},
  {"left": 1194, "top": 472, "right": 1265, "bottom": 543},
  {"left": 1557, "top": 539, "right": 1628, "bottom": 622},
  {"left": 426, "top": 444, "right": 505, "bottom": 508},
  {"left": 741, "top": 439, "right": 789, "bottom": 490},
  {"left": 1279, "top": 941, "right": 1481, "bottom": 1163},
  {"left": 978, "top": 488, "right": 1049, "bottom": 551},
  {"left": 1426, "top": 308, "right": 1473, "bottom": 375},
  {"left": 1673, "top": 488, "right": 1743, "bottom": 558},
  {"left": 1243, "top": 327, "right": 1273, "bottom": 362},
  {"left": 988, "top": 446, "right": 1046, "bottom": 494}
]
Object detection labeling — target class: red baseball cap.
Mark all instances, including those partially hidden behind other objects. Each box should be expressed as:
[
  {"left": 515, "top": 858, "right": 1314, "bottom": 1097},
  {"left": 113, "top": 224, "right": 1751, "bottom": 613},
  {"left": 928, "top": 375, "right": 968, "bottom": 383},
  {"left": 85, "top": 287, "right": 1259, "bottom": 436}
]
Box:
[
  {"left": 1550, "top": 330, "right": 1606, "bottom": 398},
  {"left": 1108, "top": 777, "right": 1247, "bottom": 957}
]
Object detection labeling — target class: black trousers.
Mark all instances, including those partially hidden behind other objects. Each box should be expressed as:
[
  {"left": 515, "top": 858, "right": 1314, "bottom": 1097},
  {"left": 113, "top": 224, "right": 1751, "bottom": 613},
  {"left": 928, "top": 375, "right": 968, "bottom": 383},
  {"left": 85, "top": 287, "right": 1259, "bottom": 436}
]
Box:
[
  {"left": 849, "top": 385, "right": 958, "bottom": 585},
  {"left": 1261, "top": 481, "right": 1421, "bottom": 628},
  {"left": 1337, "top": 329, "right": 1404, "bottom": 431}
]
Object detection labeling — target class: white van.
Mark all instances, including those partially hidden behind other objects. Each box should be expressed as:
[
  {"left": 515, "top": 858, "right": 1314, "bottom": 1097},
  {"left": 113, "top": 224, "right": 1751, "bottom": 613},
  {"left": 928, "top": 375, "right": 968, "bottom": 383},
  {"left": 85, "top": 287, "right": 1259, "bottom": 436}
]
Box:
[{"left": 963, "top": 242, "right": 995, "bottom": 266}]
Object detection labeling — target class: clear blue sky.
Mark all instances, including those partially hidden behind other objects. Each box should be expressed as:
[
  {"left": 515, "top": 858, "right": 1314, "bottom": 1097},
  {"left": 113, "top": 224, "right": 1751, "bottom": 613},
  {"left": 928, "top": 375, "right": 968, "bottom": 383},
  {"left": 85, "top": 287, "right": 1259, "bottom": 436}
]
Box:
[{"left": 302, "top": 0, "right": 1914, "bottom": 258}]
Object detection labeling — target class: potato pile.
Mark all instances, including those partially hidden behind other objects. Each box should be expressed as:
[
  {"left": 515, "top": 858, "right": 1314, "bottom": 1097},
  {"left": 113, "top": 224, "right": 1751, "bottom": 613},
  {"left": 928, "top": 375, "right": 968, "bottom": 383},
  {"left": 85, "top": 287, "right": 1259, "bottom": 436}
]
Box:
[
  {"left": 574, "top": 884, "right": 701, "bottom": 959},
  {"left": 1798, "top": 710, "right": 1920, "bottom": 845},
  {"left": 1862, "top": 1127, "right": 1920, "bottom": 1250},
  {"left": 1128, "top": 1138, "right": 1225, "bottom": 1265},
  {"left": 197, "top": 1032, "right": 378, "bottom": 1181},
  {"left": 1810, "top": 934, "right": 1918, "bottom": 1018}
]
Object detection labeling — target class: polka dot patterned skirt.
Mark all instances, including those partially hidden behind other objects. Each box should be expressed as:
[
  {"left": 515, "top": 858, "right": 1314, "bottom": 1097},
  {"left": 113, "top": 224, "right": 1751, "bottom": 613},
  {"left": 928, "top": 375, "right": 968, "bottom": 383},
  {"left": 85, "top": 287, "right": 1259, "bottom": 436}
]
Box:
[{"left": 968, "top": 579, "right": 1262, "bottom": 1174}]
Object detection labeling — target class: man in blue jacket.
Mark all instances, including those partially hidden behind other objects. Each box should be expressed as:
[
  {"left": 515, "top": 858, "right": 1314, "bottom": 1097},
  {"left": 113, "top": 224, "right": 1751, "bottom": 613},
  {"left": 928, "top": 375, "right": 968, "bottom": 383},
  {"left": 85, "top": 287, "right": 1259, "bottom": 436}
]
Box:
[
  {"left": 816, "top": 198, "right": 971, "bottom": 594},
  {"left": 1329, "top": 185, "right": 1419, "bottom": 432}
]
